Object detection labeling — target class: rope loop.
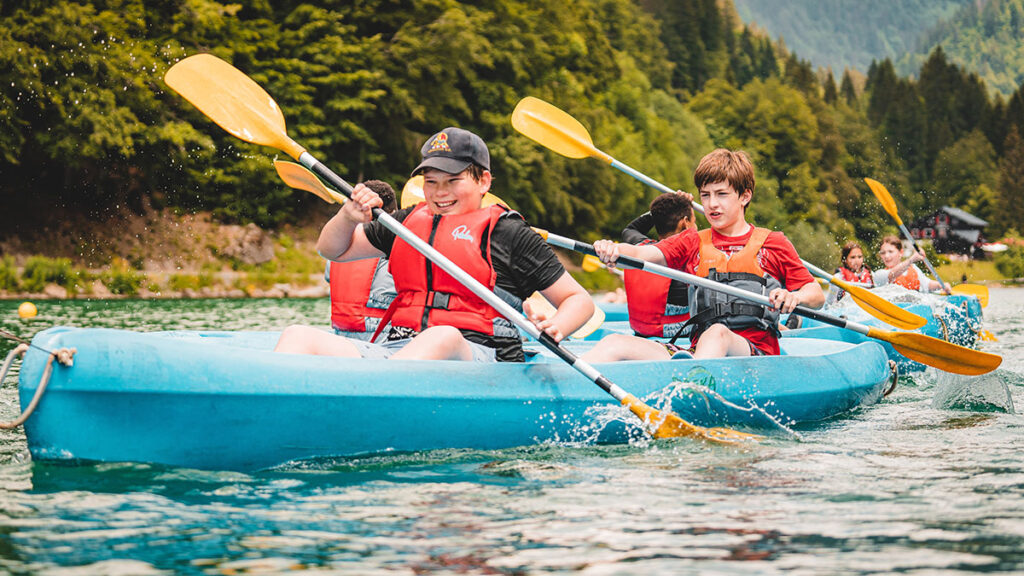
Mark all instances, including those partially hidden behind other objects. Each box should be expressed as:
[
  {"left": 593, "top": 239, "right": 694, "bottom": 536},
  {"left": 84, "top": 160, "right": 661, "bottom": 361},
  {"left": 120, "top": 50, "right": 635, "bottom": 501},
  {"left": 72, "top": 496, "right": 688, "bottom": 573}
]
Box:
[{"left": 0, "top": 345, "right": 76, "bottom": 429}]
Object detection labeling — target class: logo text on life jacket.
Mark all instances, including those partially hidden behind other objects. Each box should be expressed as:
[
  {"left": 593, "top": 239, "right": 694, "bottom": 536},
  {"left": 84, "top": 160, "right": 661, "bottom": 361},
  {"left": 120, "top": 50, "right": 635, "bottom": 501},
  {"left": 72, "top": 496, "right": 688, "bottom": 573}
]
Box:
[{"left": 451, "top": 225, "right": 474, "bottom": 242}]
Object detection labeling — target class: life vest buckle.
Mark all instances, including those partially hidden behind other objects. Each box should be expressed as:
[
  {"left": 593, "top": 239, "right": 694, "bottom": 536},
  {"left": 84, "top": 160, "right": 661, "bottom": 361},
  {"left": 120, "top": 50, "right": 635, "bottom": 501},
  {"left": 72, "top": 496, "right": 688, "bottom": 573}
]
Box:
[{"left": 426, "top": 291, "right": 451, "bottom": 310}]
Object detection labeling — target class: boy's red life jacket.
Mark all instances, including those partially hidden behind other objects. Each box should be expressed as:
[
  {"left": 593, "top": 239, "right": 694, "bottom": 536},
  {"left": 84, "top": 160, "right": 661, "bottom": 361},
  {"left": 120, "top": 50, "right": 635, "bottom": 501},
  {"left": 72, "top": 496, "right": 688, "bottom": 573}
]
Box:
[
  {"left": 623, "top": 240, "right": 690, "bottom": 337},
  {"left": 387, "top": 203, "right": 516, "bottom": 336},
  {"left": 328, "top": 258, "right": 386, "bottom": 332}
]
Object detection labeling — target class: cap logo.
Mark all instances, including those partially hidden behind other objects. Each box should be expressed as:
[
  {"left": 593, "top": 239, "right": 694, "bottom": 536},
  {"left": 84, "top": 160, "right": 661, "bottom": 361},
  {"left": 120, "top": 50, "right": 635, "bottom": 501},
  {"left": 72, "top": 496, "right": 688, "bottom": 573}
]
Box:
[
  {"left": 451, "top": 225, "right": 474, "bottom": 243},
  {"left": 427, "top": 133, "right": 452, "bottom": 153}
]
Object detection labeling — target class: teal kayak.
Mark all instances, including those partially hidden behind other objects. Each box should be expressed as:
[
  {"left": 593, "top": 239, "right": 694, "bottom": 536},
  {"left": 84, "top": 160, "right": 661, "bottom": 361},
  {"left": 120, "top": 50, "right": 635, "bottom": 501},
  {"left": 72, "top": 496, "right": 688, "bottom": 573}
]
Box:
[{"left": 17, "top": 327, "right": 893, "bottom": 471}]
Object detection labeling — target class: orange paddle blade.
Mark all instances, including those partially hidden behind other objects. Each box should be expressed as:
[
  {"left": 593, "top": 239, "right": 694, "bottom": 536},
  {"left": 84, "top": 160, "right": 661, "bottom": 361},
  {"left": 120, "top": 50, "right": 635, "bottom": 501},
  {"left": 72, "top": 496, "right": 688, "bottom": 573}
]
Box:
[
  {"left": 866, "top": 327, "right": 1002, "bottom": 375},
  {"left": 864, "top": 178, "right": 904, "bottom": 226},
  {"left": 621, "top": 394, "right": 763, "bottom": 443},
  {"left": 274, "top": 160, "right": 346, "bottom": 204},
  {"left": 951, "top": 283, "right": 989, "bottom": 307},
  {"left": 831, "top": 277, "right": 926, "bottom": 329}
]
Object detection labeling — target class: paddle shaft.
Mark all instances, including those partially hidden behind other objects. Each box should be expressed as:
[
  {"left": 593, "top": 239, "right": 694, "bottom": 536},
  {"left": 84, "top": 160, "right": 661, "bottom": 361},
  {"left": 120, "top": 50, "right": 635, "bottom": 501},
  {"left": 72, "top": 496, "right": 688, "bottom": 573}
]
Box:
[
  {"left": 542, "top": 231, "right": 876, "bottom": 337},
  {"left": 606, "top": 155, "right": 860, "bottom": 287},
  {"left": 298, "top": 154, "right": 630, "bottom": 402}
]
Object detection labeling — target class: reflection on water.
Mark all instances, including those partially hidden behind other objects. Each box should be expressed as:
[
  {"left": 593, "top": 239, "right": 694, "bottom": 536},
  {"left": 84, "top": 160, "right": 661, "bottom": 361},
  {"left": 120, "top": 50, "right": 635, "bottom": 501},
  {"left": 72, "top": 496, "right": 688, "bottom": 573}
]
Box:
[{"left": 0, "top": 292, "right": 1023, "bottom": 574}]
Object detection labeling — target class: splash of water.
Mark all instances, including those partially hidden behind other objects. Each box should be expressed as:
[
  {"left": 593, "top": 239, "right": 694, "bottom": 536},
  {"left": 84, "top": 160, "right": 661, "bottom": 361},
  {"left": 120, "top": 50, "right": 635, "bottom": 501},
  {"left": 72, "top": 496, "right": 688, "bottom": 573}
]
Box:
[
  {"left": 932, "top": 370, "right": 1016, "bottom": 413},
  {"left": 574, "top": 367, "right": 801, "bottom": 443}
]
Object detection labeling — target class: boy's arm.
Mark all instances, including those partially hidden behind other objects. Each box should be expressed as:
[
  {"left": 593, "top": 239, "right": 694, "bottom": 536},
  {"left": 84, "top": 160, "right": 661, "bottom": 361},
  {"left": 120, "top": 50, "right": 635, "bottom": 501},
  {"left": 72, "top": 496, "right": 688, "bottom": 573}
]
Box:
[
  {"left": 529, "top": 272, "right": 595, "bottom": 343},
  {"left": 317, "top": 183, "right": 387, "bottom": 262},
  {"left": 592, "top": 239, "right": 667, "bottom": 267},
  {"left": 622, "top": 212, "right": 654, "bottom": 245},
  {"left": 594, "top": 227, "right": 701, "bottom": 269},
  {"left": 768, "top": 280, "right": 824, "bottom": 314}
]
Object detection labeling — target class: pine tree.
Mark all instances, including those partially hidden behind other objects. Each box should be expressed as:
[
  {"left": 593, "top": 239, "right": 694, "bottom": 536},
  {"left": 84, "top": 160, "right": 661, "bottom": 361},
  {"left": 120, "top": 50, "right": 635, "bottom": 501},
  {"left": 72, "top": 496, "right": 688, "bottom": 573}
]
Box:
[
  {"left": 823, "top": 70, "right": 838, "bottom": 104},
  {"left": 839, "top": 69, "right": 857, "bottom": 105},
  {"left": 995, "top": 126, "right": 1024, "bottom": 236}
]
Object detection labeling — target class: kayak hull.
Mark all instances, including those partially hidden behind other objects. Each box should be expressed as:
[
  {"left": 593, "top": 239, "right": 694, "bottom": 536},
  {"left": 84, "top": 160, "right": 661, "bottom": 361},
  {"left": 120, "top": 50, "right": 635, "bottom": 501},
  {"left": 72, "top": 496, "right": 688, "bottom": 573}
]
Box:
[{"left": 18, "top": 327, "right": 892, "bottom": 471}]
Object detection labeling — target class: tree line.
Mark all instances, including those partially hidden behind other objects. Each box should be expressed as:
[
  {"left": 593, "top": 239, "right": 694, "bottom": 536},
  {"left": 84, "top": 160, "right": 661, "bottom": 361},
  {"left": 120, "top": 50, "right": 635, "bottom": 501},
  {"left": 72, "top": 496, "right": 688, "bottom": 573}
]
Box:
[{"left": 2, "top": 0, "right": 1024, "bottom": 270}]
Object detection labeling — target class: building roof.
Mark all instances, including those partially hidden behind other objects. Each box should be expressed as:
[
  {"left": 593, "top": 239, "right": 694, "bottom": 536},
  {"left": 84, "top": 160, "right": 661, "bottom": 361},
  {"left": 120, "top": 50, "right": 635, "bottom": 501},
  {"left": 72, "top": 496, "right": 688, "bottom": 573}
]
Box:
[
  {"left": 951, "top": 229, "right": 981, "bottom": 244},
  {"left": 940, "top": 206, "right": 988, "bottom": 227}
]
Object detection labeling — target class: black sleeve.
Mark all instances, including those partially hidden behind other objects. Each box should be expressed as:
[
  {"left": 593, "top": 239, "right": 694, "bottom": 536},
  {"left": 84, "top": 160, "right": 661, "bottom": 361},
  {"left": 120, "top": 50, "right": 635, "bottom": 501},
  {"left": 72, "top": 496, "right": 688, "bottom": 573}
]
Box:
[
  {"left": 489, "top": 216, "right": 566, "bottom": 300},
  {"left": 362, "top": 206, "right": 414, "bottom": 254},
  {"left": 622, "top": 212, "right": 654, "bottom": 245}
]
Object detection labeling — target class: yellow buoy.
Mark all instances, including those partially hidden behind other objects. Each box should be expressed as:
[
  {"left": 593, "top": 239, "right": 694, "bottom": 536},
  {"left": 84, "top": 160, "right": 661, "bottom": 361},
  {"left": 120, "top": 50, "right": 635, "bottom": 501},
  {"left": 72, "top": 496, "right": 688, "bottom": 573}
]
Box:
[{"left": 17, "top": 301, "right": 37, "bottom": 319}]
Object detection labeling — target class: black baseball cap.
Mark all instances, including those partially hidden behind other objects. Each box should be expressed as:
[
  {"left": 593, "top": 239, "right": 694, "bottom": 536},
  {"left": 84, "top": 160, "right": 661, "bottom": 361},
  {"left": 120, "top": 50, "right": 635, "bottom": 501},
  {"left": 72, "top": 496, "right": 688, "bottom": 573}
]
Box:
[{"left": 410, "top": 127, "right": 490, "bottom": 176}]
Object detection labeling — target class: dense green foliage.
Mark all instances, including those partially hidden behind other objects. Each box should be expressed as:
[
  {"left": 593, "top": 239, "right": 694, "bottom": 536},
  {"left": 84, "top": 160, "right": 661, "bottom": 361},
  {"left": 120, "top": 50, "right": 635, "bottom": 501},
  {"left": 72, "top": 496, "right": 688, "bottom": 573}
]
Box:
[
  {"left": 2, "top": 0, "right": 1024, "bottom": 273},
  {"left": 732, "top": 0, "right": 970, "bottom": 75}
]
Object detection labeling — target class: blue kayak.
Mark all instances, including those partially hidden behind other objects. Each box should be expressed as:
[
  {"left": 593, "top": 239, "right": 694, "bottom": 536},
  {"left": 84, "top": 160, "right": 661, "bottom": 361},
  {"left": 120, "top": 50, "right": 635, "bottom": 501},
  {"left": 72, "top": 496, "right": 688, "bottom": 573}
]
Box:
[{"left": 17, "top": 327, "right": 893, "bottom": 471}]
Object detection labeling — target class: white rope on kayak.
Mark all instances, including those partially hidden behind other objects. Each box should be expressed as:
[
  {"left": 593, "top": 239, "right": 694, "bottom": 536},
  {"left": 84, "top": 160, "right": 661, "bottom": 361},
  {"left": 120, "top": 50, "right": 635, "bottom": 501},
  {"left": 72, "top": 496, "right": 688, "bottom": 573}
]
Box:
[{"left": 0, "top": 343, "right": 76, "bottom": 429}]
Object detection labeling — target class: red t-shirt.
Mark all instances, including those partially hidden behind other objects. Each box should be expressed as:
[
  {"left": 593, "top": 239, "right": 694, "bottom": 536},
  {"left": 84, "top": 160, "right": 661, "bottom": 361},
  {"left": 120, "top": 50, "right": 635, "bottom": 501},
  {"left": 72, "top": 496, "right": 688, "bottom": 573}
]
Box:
[{"left": 656, "top": 226, "right": 814, "bottom": 355}]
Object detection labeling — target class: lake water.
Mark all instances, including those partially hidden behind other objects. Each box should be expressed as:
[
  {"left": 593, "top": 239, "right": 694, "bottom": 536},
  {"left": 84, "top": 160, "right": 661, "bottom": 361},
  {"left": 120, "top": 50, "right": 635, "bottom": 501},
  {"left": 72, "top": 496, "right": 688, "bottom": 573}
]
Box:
[{"left": 0, "top": 291, "right": 1021, "bottom": 574}]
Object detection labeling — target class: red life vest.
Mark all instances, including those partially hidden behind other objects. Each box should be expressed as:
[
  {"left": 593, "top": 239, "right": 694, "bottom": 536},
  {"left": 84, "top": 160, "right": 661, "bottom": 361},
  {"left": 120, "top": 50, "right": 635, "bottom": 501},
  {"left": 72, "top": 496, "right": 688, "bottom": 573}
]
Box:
[
  {"left": 838, "top": 266, "right": 873, "bottom": 286},
  {"left": 328, "top": 258, "right": 387, "bottom": 332},
  {"left": 387, "top": 203, "right": 511, "bottom": 335},
  {"left": 623, "top": 240, "right": 689, "bottom": 337},
  {"left": 891, "top": 266, "right": 921, "bottom": 290}
]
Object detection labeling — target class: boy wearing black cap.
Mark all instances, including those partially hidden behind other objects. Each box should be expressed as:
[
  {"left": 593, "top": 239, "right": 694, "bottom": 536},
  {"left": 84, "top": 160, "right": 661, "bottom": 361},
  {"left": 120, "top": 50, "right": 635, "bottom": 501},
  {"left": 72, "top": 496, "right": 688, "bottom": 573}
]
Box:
[{"left": 275, "top": 127, "right": 594, "bottom": 362}]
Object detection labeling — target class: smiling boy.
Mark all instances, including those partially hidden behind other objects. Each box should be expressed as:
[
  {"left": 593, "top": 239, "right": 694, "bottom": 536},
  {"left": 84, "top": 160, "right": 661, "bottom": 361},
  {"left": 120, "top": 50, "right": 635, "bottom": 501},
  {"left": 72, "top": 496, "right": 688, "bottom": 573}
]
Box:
[
  {"left": 582, "top": 148, "right": 823, "bottom": 361},
  {"left": 275, "top": 127, "right": 593, "bottom": 362}
]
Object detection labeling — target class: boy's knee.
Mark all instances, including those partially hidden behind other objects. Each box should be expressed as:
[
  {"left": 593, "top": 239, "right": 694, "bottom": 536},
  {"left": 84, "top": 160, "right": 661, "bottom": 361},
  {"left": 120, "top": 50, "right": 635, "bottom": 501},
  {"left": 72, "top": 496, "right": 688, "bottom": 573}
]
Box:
[
  {"left": 701, "top": 323, "right": 730, "bottom": 339},
  {"left": 418, "top": 326, "right": 466, "bottom": 350}
]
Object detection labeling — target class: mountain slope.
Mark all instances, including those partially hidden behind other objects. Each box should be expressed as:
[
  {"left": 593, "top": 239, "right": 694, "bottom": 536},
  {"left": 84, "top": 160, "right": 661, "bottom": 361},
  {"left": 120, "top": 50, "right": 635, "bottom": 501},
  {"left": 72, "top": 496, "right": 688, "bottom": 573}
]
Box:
[
  {"left": 897, "top": 0, "right": 1024, "bottom": 96},
  {"left": 732, "top": 0, "right": 971, "bottom": 73}
]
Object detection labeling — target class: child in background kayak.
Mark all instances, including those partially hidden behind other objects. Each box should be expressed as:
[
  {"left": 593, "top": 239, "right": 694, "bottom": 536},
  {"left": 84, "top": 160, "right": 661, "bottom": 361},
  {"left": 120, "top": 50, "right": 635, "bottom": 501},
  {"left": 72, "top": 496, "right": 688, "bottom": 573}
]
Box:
[
  {"left": 873, "top": 235, "right": 943, "bottom": 292},
  {"left": 827, "top": 241, "right": 873, "bottom": 305},
  {"left": 620, "top": 192, "right": 697, "bottom": 337},
  {"left": 581, "top": 148, "right": 823, "bottom": 361},
  {"left": 326, "top": 180, "right": 398, "bottom": 340},
  {"left": 275, "top": 127, "right": 593, "bottom": 362}
]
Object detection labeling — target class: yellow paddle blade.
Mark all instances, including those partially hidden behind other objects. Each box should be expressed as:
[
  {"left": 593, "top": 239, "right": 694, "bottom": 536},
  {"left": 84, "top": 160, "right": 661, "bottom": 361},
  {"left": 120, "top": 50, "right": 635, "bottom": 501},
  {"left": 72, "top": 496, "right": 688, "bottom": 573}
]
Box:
[
  {"left": 523, "top": 292, "right": 604, "bottom": 339},
  {"left": 511, "top": 96, "right": 612, "bottom": 162},
  {"left": 274, "top": 160, "right": 347, "bottom": 204},
  {"left": 951, "top": 283, "right": 989, "bottom": 307},
  {"left": 165, "top": 54, "right": 306, "bottom": 160},
  {"left": 620, "top": 394, "right": 763, "bottom": 443},
  {"left": 979, "top": 329, "right": 998, "bottom": 342},
  {"left": 864, "top": 177, "right": 904, "bottom": 226},
  {"left": 866, "top": 327, "right": 1002, "bottom": 375},
  {"left": 482, "top": 192, "right": 509, "bottom": 209},
  {"left": 582, "top": 254, "right": 604, "bottom": 273},
  {"left": 832, "top": 278, "right": 927, "bottom": 329},
  {"left": 400, "top": 175, "right": 425, "bottom": 208}
]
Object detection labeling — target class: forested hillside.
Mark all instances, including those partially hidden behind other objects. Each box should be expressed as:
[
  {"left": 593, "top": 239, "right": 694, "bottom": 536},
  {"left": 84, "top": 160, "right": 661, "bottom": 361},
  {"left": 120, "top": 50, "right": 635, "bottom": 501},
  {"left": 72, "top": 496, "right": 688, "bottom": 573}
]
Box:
[
  {"left": 731, "top": 0, "right": 970, "bottom": 76},
  {"left": 2, "top": 0, "right": 1024, "bottom": 272},
  {"left": 896, "top": 0, "right": 1024, "bottom": 97}
]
